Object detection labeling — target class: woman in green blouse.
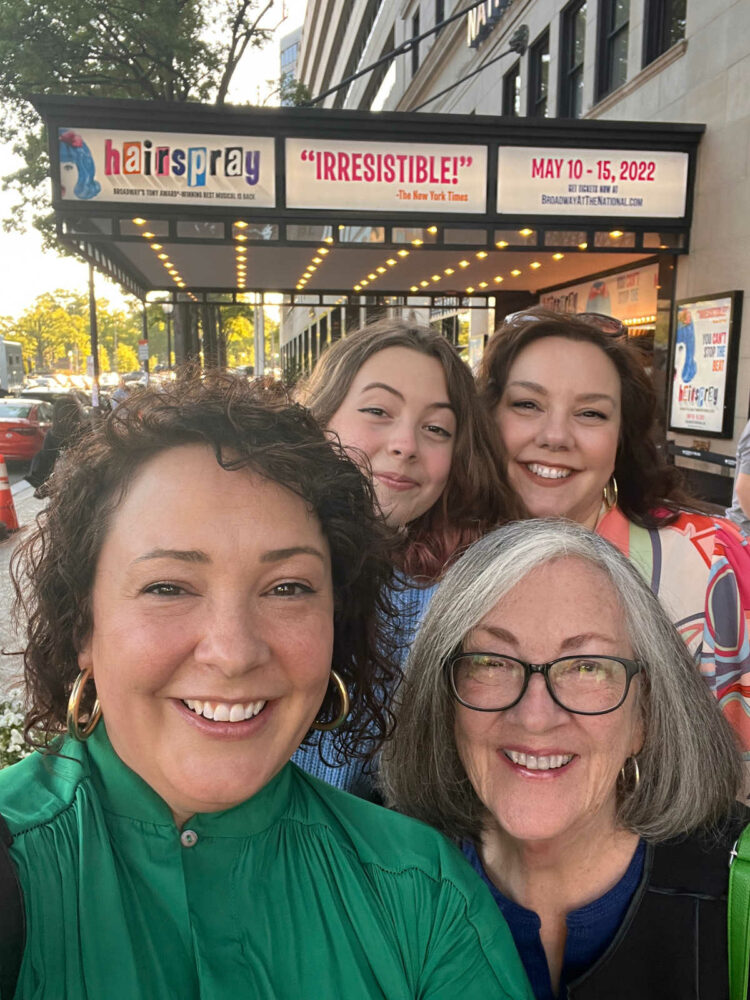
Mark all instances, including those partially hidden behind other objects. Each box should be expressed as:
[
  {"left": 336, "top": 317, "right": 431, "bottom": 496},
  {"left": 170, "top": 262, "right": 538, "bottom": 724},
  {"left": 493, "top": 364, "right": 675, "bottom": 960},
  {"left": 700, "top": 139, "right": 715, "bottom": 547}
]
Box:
[{"left": 0, "top": 372, "right": 532, "bottom": 1000}]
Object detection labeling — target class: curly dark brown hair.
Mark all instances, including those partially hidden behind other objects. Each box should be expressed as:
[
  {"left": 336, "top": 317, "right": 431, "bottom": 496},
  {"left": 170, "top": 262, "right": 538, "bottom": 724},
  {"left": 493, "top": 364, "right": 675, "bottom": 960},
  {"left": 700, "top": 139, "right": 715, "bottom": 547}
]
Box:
[
  {"left": 296, "top": 317, "right": 524, "bottom": 582},
  {"left": 11, "top": 370, "right": 400, "bottom": 760},
  {"left": 477, "top": 307, "right": 697, "bottom": 528}
]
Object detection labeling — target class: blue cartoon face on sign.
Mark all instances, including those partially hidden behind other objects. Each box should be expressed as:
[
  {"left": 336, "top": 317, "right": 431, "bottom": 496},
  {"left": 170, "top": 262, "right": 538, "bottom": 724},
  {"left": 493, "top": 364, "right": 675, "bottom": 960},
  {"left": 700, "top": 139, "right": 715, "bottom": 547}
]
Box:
[
  {"left": 586, "top": 280, "right": 612, "bottom": 316},
  {"left": 675, "top": 308, "right": 697, "bottom": 384},
  {"left": 59, "top": 130, "right": 101, "bottom": 200}
]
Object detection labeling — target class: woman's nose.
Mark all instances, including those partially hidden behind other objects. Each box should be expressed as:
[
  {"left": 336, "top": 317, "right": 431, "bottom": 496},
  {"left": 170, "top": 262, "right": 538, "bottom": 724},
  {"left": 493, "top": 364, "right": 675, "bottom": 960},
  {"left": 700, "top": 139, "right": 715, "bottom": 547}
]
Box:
[
  {"left": 508, "top": 673, "right": 567, "bottom": 731},
  {"left": 535, "top": 410, "right": 573, "bottom": 450},
  {"left": 387, "top": 421, "right": 418, "bottom": 459},
  {"left": 194, "top": 604, "right": 271, "bottom": 677}
]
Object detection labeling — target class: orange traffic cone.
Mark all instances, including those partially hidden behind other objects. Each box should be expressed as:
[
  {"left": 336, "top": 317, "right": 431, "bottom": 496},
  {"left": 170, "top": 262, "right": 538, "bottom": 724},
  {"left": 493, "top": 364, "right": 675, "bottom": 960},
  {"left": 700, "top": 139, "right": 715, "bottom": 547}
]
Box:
[{"left": 0, "top": 454, "right": 20, "bottom": 533}]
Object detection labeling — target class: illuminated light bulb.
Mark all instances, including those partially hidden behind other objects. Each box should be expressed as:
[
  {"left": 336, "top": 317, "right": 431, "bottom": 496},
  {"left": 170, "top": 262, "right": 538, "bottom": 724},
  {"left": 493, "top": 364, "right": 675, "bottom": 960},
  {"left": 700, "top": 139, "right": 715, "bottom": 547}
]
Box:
[
  {"left": 236, "top": 255, "right": 247, "bottom": 263},
  {"left": 353, "top": 285, "right": 362, "bottom": 292},
  {"left": 444, "top": 267, "right": 455, "bottom": 275},
  {"left": 296, "top": 284, "right": 303, "bottom": 290},
  {"left": 235, "top": 245, "right": 245, "bottom": 253},
  {"left": 519, "top": 228, "right": 533, "bottom": 237},
  {"left": 312, "top": 257, "right": 322, "bottom": 264},
  {"left": 530, "top": 261, "right": 542, "bottom": 270},
  {"left": 478, "top": 281, "right": 488, "bottom": 288},
  {"left": 386, "top": 259, "right": 397, "bottom": 266},
  {"left": 324, "top": 236, "right": 334, "bottom": 243},
  {"left": 361, "top": 279, "right": 369, "bottom": 286},
  {"left": 410, "top": 285, "right": 418, "bottom": 292},
  {"left": 158, "top": 253, "right": 168, "bottom": 260},
  {"left": 376, "top": 266, "right": 387, "bottom": 274},
  {"left": 427, "top": 226, "right": 438, "bottom": 234},
  {"left": 609, "top": 230, "right": 623, "bottom": 238},
  {"left": 476, "top": 250, "right": 488, "bottom": 259},
  {"left": 150, "top": 243, "right": 162, "bottom": 251},
  {"left": 496, "top": 240, "right": 509, "bottom": 248},
  {"left": 419, "top": 280, "right": 429, "bottom": 287},
  {"left": 412, "top": 238, "right": 423, "bottom": 246},
  {"left": 466, "top": 286, "right": 475, "bottom": 294},
  {"left": 318, "top": 248, "right": 329, "bottom": 255},
  {"left": 132, "top": 218, "right": 147, "bottom": 226},
  {"left": 308, "top": 265, "right": 317, "bottom": 272},
  {"left": 493, "top": 276, "right": 504, "bottom": 283},
  {"left": 397, "top": 249, "right": 410, "bottom": 257},
  {"left": 578, "top": 242, "right": 588, "bottom": 250},
  {"left": 367, "top": 273, "right": 376, "bottom": 280},
  {"left": 510, "top": 269, "right": 521, "bottom": 277},
  {"left": 431, "top": 275, "right": 441, "bottom": 281},
  {"left": 234, "top": 221, "right": 249, "bottom": 229},
  {"left": 142, "top": 232, "right": 155, "bottom": 239},
  {"left": 459, "top": 260, "right": 470, "bottom": 268},
  {"left": 236, "top": 234, "right": 248, "bottom": 242},
  {"left": 552, "top": 253, "right": 565, "bottom": 261}
]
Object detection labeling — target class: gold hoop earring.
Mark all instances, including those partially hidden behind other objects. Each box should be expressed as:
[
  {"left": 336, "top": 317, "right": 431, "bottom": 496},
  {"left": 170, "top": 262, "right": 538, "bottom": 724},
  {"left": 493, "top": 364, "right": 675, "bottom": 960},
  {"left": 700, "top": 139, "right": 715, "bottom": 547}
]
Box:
[
  {"left": 66, "top": 668, "right": 102, "bottom": 741},
  {"left": 619, "top": 755, "right": 640, "bottom": 790},
  {"left": 603, "top": 476, "right": 619, "bottom": 510},
  {"left": 312, "top": 671, "right": 350, "bottom": 732}
]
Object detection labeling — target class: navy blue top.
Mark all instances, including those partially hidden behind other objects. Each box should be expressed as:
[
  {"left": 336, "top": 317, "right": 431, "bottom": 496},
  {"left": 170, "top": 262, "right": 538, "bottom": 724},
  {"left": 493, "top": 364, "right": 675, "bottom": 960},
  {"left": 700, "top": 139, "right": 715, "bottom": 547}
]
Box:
[{"left": 462, "top": 838, "right": 646, "bottom": 1000}]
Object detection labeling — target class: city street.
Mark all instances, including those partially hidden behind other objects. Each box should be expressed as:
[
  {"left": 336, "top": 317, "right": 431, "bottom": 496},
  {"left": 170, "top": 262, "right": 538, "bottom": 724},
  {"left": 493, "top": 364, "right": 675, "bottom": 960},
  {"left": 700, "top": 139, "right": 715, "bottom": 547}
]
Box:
[{"left": 0, "top": 479, "right": 43, "bottom": 698}]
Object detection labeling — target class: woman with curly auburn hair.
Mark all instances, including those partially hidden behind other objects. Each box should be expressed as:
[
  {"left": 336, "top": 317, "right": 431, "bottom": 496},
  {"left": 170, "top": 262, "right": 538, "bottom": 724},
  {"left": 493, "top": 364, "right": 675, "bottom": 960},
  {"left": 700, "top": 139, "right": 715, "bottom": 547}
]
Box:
[
  {"left": 477, "top": 306, "right": 750, "bottom": 777},
  {"left": 0, "top": 372, "right": 533, "bottom": 1000},
  {"left": 292, "top": 316, "right": 523, "bottom": 796}
]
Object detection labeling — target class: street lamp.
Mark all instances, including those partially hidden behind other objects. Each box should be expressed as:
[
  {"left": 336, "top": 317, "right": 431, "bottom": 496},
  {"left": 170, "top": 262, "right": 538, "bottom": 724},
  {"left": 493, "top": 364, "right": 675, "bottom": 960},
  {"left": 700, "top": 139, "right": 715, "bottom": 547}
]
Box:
[{"left": 162, "top": 303, "right": 174, "bottom": 371}]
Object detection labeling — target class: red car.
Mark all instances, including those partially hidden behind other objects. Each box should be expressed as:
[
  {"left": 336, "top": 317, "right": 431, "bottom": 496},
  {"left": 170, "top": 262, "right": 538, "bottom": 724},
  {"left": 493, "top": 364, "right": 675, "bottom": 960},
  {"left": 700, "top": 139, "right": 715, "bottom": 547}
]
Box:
[{"left": 0, "top": 398, "right": 53, "bottom": 461}]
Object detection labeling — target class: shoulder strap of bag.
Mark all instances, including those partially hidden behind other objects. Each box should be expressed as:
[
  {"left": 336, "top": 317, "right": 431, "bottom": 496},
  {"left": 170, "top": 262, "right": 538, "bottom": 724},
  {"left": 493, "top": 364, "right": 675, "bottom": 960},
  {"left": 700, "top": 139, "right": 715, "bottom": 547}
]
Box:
[
  {"left": 728, "top": 824, "right": 750, "bottom": 1000},
  {"left": 0, "top": 812, "right": 25, "bottom": 999}
]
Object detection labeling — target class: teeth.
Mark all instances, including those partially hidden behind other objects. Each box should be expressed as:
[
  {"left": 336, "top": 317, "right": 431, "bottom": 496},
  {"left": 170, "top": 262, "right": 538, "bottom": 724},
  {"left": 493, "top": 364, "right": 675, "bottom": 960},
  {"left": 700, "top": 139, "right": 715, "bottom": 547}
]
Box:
[
  {"left": 184, "top": 699, "right": 267, "bottom": 722},
  {"left": 504, "top": 750, "right": 573, "bottom": 770},
  {"left": 526, "top": 463, "right": 572, "bottom": 480}
]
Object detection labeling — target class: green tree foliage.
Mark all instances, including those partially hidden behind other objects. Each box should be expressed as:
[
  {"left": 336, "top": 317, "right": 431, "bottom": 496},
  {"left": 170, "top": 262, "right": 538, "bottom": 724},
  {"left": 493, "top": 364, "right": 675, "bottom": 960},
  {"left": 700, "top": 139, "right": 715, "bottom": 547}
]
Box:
[
  {"left": 116, "top": 342, "right": 140, "bottom": 373},
  {"left": 0, "top": 0, "right": 282, "bottom": 241},
  {"left": 5, "top": 289, "right": 142, "bottom": 371}
]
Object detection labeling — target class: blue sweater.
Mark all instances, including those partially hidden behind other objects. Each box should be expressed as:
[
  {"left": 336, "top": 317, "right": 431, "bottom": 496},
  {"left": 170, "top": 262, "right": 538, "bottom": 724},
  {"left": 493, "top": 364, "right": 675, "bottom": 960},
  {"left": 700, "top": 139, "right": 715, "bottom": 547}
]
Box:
[
  {"left": 292, "top": 580, "right": 437, "bottom": 796},
  {"left": 462, "top": 839, "right": 646, "bottom": 1000}
]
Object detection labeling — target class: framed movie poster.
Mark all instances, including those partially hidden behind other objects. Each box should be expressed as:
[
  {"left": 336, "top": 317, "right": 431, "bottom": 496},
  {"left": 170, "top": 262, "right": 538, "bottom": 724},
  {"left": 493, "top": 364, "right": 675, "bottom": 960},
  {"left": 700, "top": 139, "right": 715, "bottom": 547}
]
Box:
[{"left": 668, "top": 290, "right": 743, "bottom": 438}]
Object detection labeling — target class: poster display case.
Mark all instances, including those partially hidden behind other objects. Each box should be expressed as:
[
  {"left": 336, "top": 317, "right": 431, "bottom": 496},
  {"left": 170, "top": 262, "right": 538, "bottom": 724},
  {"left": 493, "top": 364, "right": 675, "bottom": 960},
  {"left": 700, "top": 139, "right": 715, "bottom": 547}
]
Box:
[{"left": 668, "top": 290, "right": 743, "bottom": 438}]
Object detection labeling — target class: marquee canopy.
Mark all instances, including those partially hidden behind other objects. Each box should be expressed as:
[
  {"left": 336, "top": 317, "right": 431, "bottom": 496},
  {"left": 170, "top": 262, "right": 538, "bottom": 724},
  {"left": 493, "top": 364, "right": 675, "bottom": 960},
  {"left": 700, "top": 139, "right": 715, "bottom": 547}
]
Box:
[{"left": 34, "top": 95, "right": 703, "bottom": 308}]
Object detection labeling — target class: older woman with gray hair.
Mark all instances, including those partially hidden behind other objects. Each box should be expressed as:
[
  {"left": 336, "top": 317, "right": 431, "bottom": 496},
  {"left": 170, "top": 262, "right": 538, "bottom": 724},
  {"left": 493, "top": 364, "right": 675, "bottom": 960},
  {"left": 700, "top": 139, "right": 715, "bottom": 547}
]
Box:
[{"left": 382, "top": 519, "right": 747, "bottom": 1000}]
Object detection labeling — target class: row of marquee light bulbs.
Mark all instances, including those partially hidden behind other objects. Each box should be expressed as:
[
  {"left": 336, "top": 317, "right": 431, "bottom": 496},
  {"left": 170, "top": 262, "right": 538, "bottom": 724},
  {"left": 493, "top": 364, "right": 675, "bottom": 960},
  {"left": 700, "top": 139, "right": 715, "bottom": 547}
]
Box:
[
  {"left": 132, "top": 217, "right": 198, "bottom": 302},
  {"left": 133, "top": 216, "right": 257, "bottom": 299},
  {"left": 293, "top": 226, "right": 618, "bottom": 297}
]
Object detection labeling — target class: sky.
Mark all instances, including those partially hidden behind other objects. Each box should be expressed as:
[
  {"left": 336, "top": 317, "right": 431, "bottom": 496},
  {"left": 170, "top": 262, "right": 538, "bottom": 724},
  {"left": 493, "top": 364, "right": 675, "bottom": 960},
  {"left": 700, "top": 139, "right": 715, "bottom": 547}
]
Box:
[{"left": 0, "top": 0, "right": 308, "bottom": 320}]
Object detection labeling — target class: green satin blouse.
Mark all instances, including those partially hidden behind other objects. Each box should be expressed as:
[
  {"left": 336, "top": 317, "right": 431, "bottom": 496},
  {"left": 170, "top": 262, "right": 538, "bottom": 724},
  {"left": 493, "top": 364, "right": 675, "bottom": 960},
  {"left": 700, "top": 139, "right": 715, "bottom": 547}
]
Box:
[{"left": 0, "top": 725, "right": 532, "bottom": 1000}]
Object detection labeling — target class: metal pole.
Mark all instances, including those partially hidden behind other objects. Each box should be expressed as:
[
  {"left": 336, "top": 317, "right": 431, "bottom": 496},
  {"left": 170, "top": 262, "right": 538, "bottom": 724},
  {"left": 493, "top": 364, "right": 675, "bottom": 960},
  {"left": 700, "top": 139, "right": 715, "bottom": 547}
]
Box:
[
  {"left": 141, "top": 304, "right": 150, "bottom": 385},
  {"left": 88, "top": 263, "right": 101, "bottom": 414},
  {"left": 254, "top": 296, "right": 265, "bottom": 377}
]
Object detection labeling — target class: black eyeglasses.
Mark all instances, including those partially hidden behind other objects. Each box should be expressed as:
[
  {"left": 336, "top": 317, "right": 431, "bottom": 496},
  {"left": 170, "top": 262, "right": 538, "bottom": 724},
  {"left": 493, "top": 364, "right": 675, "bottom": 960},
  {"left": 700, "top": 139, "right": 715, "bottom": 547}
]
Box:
[{"left": 448, "top": 652, "right": 644, "bottom": 716}]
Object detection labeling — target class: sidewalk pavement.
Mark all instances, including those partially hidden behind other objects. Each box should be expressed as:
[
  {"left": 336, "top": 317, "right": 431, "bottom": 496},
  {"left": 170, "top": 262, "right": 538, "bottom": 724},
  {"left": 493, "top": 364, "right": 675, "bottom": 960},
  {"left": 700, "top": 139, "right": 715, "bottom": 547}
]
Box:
[{"left": 1, "top": 479, "right": 45, "bottom": 699}]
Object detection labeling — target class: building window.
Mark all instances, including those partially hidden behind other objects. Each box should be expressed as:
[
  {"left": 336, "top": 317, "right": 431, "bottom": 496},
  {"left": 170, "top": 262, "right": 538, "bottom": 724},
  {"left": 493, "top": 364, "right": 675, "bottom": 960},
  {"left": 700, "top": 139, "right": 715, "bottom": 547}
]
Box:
[
  {"left": 598, "top": 0, "right": 629, "bottom": 98},
  {"left": 502, "top": 61, "right": 521, "bottom": 116},
  {"left": 528, "top": 30, "right": 550, "bottom": 118},
  {"left": 560, "top": 1, "right": 587, "bottom": 117},
  {"left": 411, "top": 10, "right": 420, "bottom": 77},
  {"left": 643, "top": 0, "right": 686, "bottom": 66},
  {"left": 435, "top": 0, "right": 444, "bottom": 32}
]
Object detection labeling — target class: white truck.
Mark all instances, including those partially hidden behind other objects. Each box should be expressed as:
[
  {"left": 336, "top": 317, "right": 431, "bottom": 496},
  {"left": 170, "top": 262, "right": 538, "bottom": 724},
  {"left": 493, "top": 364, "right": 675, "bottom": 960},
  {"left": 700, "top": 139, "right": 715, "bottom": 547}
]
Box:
[{"left": 0, "top": 338, "right": 24, "bottom": 394}]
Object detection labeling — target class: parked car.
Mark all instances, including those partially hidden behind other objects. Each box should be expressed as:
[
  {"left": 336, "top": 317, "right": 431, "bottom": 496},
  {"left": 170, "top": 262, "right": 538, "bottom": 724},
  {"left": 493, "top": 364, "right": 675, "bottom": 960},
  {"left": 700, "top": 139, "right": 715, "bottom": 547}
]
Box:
[
  {"left": 0, "top": 398, "right": 53, "bottom": 461},
  {"left": 16, "top": 387, "right": 91, "bottom": 407}
]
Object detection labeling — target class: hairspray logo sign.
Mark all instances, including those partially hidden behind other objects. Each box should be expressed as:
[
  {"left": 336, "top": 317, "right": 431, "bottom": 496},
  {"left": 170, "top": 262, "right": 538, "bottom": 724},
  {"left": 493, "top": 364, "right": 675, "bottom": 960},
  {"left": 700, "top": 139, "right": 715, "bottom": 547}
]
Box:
[{"left": 58, "top": 128, "right": 276, "bottom": 207}]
